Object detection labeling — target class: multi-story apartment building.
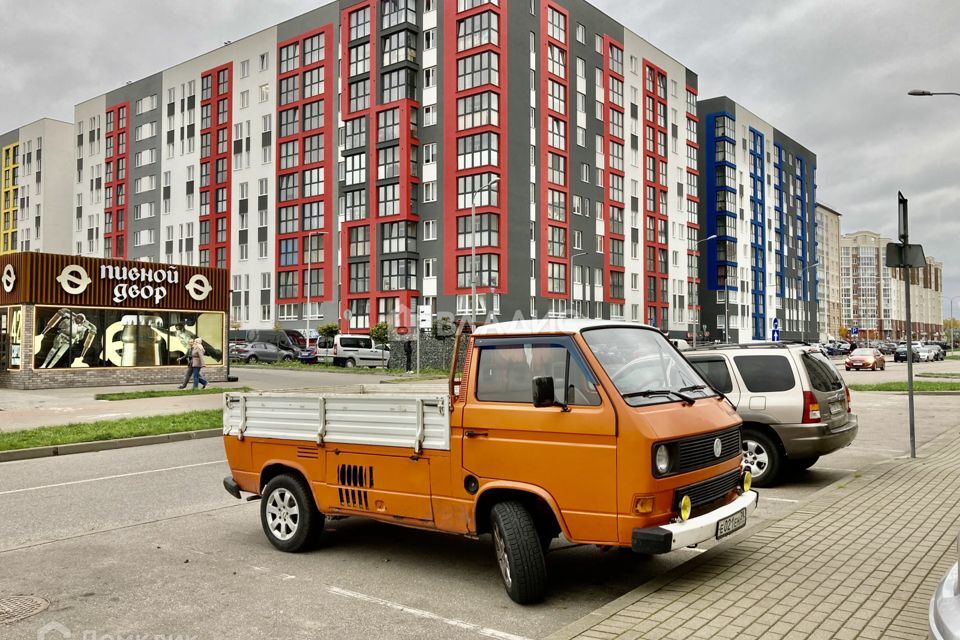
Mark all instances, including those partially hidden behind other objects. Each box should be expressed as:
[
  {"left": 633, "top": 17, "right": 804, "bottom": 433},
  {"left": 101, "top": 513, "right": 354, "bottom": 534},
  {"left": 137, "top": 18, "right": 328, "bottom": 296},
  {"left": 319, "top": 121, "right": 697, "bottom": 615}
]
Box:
[
  {"left": 71, "top": 0, "right": 702, "bottom": 335},
  {"left": 697, "top": 97, "right": 818, "bottom": 343},
  {"left": 839, "top": 230, "right": 942, "bottom": 340},
  {"left": 816, "top": 202, "right": 842, "bottom": 340},
  {"left": 0, "top": 118, "right": 74, "bottom": 255}
]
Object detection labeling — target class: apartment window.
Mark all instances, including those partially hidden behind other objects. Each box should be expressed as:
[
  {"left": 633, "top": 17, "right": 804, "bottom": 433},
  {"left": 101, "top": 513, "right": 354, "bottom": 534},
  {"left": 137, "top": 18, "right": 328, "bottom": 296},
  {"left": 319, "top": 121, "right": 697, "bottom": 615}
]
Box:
[
  {"left": 424, "top": 105, "right": 437, "bottom": 126},
  {"left": 547, "top": 152, "right": 565, "bottom": 186},
  {"left": 457, "top": 253, "right": 499, "bottom": 288},
  {"left": 547, "top": 79, "right": 565, "bottom": 114},
  {"left": 457, "top": 91, "right": 499, "bottom": 130},
  {"left": 547, "top": 262, "right": 567, "bottom": 294},
  {"left": 456, "top": 213, "right": 499, "bottom": 248},
  {"left": 280, "top": 43, "right": 300, "bottom": 74},
  {"left": 424, "top": 66, "right": 437, "bottom": 88},
  {"left": 349, "top": 262, "right": 370, "bottom": 293},
  {"left": 349, "top": 79, "right": 370, "bottom": 111},
  {"left": 259, "top": 84, "right": 270, "bottom": 103},
  {"left": 303, "top": 33, "right": 325, "bottom": 65},
  {"left": 280, "top": 141, "right": 298, "bottom": 169},
  {"left": 575, "top": 23, "right": 585, "bottom": 43},
  {"left": 382, "top": 0, "right": 416, "bottom": 28},
  {"left": 303, "top": 67, "right": 323, "bottom": 99},
  {"left": 423, "top": 181, "right": 437, "bottom": 202},
  {"left": 279, "top": 173, "right": 298, "bottom": 202},
  {"left": 382, "top": 30, "right": 416, "bottom": 67},
  {"left": 349, "top": 7, "right": 370, "bottom": 41},
  {"left": 547, "top": 189, "right": 566, "bottom": 221},
  {"left": 457, "top": 172, "right": 499, "bottom": 209},
  {"left": 343, "top": 118, "right": 366, "bottom": 151},
  {"left": 547, "top": 44, "right": 566, "bottom": 78},
  {"left": 343, "top": 153, "right": 366, "bottom": 186},
  {"left": 457, "top": 11, "right": 498, "bottom": 52},
  {"left": 303, "top": 134, "right": 323, "bottom": 164},
  {"left": 279, "top": 108, "right": 299, "bottom": 137},
  {"left": 280, "top": 75, "right": 299, "bottom": 106},
  {"left": 303, "top": 100, "right": 323, "bottom": 132},
  {"left": 424, "top": 28, "right": 437, "bottom": 50},
  {"left": 278, "top": 206, "right": 298, "bottom": 234},
  {"left": 341, "top": 189, "right": 367, "bottom": 221},
  {"left": 302, "top": 168, "right": 323, "bottom": 197},
  {"left": 378, "top": 146, "right": 400, "bottom": 179},
  {"left": 547, "top": 116, "right": 566, "bottom": 149},
  {"left": 349, "top": 43, "right": 370, "bottom": 77},
  {"left": 457, "top": 132, "right": 498, "bottom": 170},
  {"left": 423, "top": 219, "right": 438, "bottom": 241},
  {"left": 382, "top": 68, "right": 416, "bottom": 103},
  {"left": 381, "top": 220, "right": 417, "bottom": 253},
  {"left": 548, "top": 226, "right": 566, "bottom": 258},
  {"left": 609, "top": 76, "right": 624, "bottom": 107},
  {"left": 457, "top": 51, "right": 499, "bottom": 91},
  {"left": 381, "top": 258, "right": 417, "bottom": 291},
  {"left": 547, "top": 6, "right": 566, "bottom": 41},
  {"left": 609, "top": 45, "right": 623, "bottom": 75}
]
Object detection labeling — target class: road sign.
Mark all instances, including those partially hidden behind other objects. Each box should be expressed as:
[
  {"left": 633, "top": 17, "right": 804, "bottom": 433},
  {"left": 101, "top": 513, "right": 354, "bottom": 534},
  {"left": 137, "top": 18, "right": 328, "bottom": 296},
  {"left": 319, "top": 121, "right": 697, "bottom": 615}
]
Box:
[
  {"left": 772, "top": 329, "right": 780, "bottom": 342},
  {"left": 885, "top": 242, "right": 926, "bottom": 268},
  {"left": 851, "top": 327, "right": 859, "bottom": 336},
  {"left": 418, "top": 304, "right": 432, "bottom": 330},
  {"left": 898, "top": 191, "right": 909, "bottom": 243},
  {"left": 772, "top": 318, "right": 779, "bottom": 330}
]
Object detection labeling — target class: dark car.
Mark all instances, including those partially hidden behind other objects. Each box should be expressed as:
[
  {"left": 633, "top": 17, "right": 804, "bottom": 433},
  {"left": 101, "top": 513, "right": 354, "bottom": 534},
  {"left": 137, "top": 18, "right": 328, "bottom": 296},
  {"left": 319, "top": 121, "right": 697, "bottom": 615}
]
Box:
[
  {"left": 284, "top": 329, "right": 307, "bottom": 349},
  {"left": 894, "top": 345, "right": 919, "bottom": 363},
  {"left": 878, "top": 342, "right": 897, "bottom": 355}
]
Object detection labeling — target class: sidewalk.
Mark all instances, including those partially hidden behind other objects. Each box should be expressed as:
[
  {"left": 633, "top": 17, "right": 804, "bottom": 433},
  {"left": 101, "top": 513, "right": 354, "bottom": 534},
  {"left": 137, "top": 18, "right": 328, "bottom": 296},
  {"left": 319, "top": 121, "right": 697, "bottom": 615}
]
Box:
[{"left": 547, "top": 428, "right": 960, "bottom": 640}]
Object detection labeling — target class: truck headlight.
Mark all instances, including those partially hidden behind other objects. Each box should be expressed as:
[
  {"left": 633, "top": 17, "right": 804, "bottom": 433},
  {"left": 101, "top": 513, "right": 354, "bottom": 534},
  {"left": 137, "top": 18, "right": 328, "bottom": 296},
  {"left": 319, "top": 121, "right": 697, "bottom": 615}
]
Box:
[{"left": 655, "top": 445, "right": 671, "bottom": 475}]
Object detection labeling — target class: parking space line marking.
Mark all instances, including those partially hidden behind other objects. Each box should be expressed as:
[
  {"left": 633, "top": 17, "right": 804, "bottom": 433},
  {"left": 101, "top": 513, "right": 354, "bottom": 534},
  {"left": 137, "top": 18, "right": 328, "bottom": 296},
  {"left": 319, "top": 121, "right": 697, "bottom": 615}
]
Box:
[
  {"left": 762, "top": 497, "right": 799, "bottom": 503},
  {"left": 326, "top": 585, "right": 533, "bottom": 640},
  {"left": 0, "top": 461, "right": 225, "bottom": 496},
  {"left": 813, "top": 467, "right": 857, "bottom": 473}
]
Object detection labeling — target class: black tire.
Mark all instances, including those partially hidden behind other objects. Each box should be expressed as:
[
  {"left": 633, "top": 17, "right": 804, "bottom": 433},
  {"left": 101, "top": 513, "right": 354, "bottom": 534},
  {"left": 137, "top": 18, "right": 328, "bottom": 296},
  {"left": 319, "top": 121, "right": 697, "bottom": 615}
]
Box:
[
  {"left": 345, "top": 358, "right": 357, "bottom": 368},
  {"left": 741, "top": 428, "right": 783, "bottom": 488},
  {"left": 490, "top": 501, "right": 548, "bottom": 604},
  {"left": 260, "top": 474, "right": 324, "bottom": 552},
  {"left": 790, "top": 456, "right": 820, "bottom": 471},
  {"left": 247, "top": 355, "right": 259, "bottom": 363}
]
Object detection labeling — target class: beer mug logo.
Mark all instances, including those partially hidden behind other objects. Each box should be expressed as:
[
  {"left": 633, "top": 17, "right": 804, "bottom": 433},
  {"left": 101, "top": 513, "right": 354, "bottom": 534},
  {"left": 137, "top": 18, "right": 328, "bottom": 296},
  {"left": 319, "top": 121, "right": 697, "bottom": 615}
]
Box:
[
  {"left": 185, "top": 274, "right": 212, "bottom": 301},
  {"left": 1, "top": 264, "right": 15, "bottom": 293},
  {"left": 56, "top": 265, "right": 92, "bottom": 296}
]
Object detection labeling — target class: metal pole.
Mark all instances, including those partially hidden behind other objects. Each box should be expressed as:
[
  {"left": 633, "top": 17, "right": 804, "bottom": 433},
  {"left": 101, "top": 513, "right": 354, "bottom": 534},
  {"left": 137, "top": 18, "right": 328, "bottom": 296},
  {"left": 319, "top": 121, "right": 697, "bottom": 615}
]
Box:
[
  {"left": 470, "top": 196, "right": 476, "bottom": 329},
  {"left": 905, "top": 264, "right": 916, "bottom": 458},
  {"left": 305, "top": 244, "right": 311, "bottom": 347},
  {"left": 724, "top": 292, "right": 729, "bottom": 344}
]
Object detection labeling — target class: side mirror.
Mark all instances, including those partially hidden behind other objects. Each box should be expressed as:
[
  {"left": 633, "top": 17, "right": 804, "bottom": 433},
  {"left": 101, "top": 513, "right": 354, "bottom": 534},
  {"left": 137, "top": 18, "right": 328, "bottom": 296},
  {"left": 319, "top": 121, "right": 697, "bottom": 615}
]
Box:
[{"left": 532, "top": 376, "right": 556, "bottom": 408}]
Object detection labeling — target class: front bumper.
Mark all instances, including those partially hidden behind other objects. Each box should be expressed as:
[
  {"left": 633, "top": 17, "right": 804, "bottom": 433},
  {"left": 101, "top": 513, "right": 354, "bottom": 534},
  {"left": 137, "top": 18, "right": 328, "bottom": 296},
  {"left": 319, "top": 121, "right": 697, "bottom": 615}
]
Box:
[
  {"left": 632, "top": 490, "right": 758, "bottom": 554},
  {"left": 930, "top": 562, "right": 959, "bottom": 640},
  {"left": 223, "top": 476, "right": 242, "bottom": 499},
  {"left": 774, "top": 413, "right": 859, "bottom": 459}
]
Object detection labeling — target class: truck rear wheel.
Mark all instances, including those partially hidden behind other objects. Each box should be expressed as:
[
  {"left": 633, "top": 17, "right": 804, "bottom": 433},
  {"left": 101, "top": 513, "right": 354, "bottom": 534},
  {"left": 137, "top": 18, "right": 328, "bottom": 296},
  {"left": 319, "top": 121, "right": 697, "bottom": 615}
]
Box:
[
  {"left": 260, "top": 474, "right": 324, "bottom": 552},
  {"left": 490, "top": 501, "right": 547, "bottom": 604}
]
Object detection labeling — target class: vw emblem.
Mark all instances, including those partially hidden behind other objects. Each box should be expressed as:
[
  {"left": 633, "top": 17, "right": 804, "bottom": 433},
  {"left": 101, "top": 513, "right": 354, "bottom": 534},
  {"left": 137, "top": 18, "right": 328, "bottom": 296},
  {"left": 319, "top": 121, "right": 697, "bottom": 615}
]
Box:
[
  {"left": 185, "top": 274, "right": 212, "bottom": 301},
  {"left": 56, "top": 264, "right": 92, "bottom": 296},
  {"left": 713, "top": 438, "right": 723, "bottom": 458},
  {"left": 1, "top": 264, "right": 15, "bottom": 293}
]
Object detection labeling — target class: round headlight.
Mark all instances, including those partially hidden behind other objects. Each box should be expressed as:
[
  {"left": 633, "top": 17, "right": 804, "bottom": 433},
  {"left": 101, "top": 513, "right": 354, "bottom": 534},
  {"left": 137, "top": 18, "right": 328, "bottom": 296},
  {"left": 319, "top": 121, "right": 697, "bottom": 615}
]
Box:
[
  {"left": 655, "top": 445, "right": 671, "bottom": 474},
  {"left": 742, "top": 470, "right": 752, "bottom": 493},
  {"left": 679, "top": 495, "right": 692, "bottom": 521}
]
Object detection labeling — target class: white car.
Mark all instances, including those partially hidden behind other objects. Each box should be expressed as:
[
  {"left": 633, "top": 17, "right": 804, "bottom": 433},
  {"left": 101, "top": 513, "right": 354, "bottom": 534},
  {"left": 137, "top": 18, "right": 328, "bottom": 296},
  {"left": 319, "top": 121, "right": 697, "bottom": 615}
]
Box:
[
  {"left": 917, "top": 346, "right": 937, "bottom": 362},
  {"left": 930, "top": 532, "right": 959, "bottom": 640}
]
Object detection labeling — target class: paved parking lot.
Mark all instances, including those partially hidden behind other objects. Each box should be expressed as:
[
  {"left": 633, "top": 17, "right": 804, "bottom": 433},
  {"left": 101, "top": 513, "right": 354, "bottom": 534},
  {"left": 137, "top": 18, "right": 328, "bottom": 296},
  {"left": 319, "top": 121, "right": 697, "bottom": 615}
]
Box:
[{"left": 0, "top": 357, "right": 955, "bottom": 638}]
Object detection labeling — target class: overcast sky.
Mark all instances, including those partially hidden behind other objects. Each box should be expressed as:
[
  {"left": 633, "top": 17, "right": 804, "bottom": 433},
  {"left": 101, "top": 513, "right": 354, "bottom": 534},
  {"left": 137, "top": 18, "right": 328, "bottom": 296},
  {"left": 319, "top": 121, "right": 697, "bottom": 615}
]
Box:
[{"left": 2, "top": 0, "right": 958, "bottom": 316}]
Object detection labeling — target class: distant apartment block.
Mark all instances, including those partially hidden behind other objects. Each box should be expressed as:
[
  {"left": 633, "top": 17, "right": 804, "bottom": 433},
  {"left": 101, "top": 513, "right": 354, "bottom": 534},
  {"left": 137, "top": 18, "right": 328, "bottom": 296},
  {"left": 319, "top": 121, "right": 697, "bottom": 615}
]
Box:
[
  {"left": 816, "top": 202, "right": 842, "bottom": 339},
  {"left": 697, "top": 97, "right": 818, "bottom": 343},
  {"left": 0, "top": 118, "right": 74, "bottom": 255}
]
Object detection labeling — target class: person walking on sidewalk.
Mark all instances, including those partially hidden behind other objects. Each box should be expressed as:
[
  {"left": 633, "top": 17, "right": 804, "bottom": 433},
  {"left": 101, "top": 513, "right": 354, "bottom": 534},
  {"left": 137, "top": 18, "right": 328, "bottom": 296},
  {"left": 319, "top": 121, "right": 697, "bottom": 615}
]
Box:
[
  {"left": 191, "top": 339, "right": 208, "bottom": 390},
  {"left": 177, "top": 338, "right": 196, "bottom": 389}
]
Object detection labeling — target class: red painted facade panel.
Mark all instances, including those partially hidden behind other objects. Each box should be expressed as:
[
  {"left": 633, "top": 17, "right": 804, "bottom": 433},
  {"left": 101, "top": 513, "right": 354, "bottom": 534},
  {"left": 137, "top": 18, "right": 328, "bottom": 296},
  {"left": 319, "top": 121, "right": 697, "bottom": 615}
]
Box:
[
  {"left": 103, "top": 101, "right": 130, "bottom": 260},
  {"left": 199, "top": 62, "right": 233, "bottom": 270}
]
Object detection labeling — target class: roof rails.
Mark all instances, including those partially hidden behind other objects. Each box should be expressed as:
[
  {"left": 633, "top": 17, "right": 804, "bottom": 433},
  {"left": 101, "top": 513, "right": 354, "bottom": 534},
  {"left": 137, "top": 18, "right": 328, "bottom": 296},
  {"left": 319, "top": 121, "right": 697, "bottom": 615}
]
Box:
[{"left": 690, "top": 340, "right": 813, "bottom": 351}]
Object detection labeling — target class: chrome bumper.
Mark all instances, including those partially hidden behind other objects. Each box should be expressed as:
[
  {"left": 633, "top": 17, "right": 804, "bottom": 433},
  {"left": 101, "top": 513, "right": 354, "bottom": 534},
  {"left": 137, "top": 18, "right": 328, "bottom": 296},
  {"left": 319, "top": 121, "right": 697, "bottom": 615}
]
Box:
[{"left": 632, "top": 490, "right": 759, "bottom": 554}]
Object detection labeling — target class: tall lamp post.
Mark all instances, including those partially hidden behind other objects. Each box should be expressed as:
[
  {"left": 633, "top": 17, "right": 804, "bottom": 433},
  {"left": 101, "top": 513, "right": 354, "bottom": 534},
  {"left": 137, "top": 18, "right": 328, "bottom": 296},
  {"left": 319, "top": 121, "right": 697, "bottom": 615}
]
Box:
[
  {"left": 304, "top": 230, "right": 326, "bottom": 348},
  {"left": 569, "top": 251, "right": 588, "bottom": 318},
  {"left": 950, "top": 295, "right": 960, "bottom": 352},
  {"left": 470, "top": 176, "right": 500, "bottom": 328},
  {"left": 692, "top": 234, "right": 717, "bottom": 346}
]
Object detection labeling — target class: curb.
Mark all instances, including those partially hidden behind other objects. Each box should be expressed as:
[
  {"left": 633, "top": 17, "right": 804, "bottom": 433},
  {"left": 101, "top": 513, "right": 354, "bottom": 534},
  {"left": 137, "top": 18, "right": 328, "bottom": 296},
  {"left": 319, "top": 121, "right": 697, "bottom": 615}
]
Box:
[
  {"left": 0, "top": 428, "right": 222, "bottom": 463},
  {"left": 543, "top": 431, "right": 953, "bottom": 640}
]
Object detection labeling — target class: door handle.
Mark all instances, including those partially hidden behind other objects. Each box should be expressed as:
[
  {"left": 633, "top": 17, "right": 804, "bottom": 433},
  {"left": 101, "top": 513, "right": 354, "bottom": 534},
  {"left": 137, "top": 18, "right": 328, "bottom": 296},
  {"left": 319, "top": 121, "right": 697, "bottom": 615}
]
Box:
[{"left": 464, "top": 430, "right": 488, "bottom": 438}]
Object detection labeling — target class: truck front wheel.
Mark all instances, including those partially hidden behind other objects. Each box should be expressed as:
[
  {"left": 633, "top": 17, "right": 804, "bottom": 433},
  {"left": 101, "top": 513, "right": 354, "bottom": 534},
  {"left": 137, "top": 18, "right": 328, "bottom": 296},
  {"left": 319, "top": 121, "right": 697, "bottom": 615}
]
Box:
[
  {"left": 260, "top": 474, "right": 324, "bottom": 552},
  {"left": 490, "top": 501, "right": 547, "bottom": 604}
]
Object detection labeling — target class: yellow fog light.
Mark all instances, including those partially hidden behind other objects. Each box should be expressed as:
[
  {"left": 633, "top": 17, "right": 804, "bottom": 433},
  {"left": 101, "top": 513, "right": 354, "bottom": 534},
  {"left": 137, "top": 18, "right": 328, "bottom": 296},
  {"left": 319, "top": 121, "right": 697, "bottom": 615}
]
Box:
[
  {"left": 679, "top": 495, "right": 692, "bottom": 521},
  {"left": 741, "top": 470, "right": 752, "bottom": 493},
  {"left": 632, "top": 496, "right": 654, "bottom": 514}
]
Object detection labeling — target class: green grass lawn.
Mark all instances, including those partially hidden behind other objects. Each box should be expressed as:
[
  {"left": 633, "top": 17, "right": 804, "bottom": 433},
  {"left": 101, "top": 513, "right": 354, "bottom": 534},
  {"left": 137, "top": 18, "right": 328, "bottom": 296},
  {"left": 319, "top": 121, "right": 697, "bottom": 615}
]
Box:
[
  {"left": 848, "top": 381, "right": 960, "bottom": 392},
  {"left": 95, "top": 387, "right": 251, "bottom": 401},
  {"left": 0, "top": 410, "right": 223, "bottom": 452}
]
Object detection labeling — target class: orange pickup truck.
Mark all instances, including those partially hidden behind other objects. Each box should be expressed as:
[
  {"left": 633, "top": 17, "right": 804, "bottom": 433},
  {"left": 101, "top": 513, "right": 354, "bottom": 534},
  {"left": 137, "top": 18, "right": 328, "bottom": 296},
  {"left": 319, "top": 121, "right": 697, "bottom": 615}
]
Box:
[{"left": 222, "top": 320, "right": 757, "bottom": 603}]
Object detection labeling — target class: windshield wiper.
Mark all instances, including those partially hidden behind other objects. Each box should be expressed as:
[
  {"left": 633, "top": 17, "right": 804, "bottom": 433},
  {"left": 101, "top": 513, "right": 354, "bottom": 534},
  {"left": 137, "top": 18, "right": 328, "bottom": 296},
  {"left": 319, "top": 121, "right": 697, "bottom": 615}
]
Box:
[
  {"left": 622, "top": 389, "right": 695, "bottom": 406},
  {"left": 678, "top": 384, "right": 707, "bottom": 393}
]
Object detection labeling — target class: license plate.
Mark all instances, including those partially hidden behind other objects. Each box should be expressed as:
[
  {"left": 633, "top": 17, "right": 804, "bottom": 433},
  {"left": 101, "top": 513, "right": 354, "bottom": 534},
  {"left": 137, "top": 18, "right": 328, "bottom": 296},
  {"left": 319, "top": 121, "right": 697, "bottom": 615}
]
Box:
[
  {"left": 716, "top": 508, "right": 747, "bottom": 539},
  {"left": 830, "top": 402, "right": 844, "bottom": 416}
]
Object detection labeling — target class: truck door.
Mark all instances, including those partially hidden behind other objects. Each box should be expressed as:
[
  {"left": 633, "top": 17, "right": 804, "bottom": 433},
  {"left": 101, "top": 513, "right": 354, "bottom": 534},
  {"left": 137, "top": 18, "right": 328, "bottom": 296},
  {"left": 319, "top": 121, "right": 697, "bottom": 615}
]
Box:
[{"left": 461, "top": 336, "right": 619, "bottom": 542}]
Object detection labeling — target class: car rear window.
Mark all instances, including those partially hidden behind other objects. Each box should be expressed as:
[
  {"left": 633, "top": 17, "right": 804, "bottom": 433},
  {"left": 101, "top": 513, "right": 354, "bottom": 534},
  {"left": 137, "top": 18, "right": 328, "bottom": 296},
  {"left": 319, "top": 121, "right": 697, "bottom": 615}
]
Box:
[
  {"left": 733, "top": 355, "right": 796, "bottom": 392},
  {"left": 802, "top": 352, "right": 843, "bottom": 392},
  {"left": 687, "top": 357, "right": 734, "bottom": 394}
]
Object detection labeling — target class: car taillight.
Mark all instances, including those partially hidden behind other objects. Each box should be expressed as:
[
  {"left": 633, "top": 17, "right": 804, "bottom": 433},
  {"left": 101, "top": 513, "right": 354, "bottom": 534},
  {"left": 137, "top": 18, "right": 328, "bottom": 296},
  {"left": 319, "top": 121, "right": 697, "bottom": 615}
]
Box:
[
  {"left": 845, "top": 384, "right": 851, "bottom": 413},
  {"left": 802, "top": 391, "right": 821, "bottom": 423}
]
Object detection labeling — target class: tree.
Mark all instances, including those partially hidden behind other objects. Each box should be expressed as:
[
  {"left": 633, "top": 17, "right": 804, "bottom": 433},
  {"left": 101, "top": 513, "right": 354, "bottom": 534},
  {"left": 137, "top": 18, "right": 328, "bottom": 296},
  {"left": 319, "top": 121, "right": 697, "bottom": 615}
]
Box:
[
  {"left": 318, "top": 322, "right": 340, "bottom": 339},
  {"left": 369, "top": 322, "right": 391, "bottom": 367}
]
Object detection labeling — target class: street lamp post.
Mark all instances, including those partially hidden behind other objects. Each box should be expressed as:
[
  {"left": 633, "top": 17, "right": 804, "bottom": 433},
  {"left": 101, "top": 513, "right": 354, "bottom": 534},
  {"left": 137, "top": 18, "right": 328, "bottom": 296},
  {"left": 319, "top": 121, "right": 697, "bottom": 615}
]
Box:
[
  {"left": 304, "top": 230, "right": 326, "bottom": 348},
  {"left": 569, "top": 251, "right": 588, "bottom": 318},
  {"left": 470, "top": 176, "right": 500, "bottom": 328}
]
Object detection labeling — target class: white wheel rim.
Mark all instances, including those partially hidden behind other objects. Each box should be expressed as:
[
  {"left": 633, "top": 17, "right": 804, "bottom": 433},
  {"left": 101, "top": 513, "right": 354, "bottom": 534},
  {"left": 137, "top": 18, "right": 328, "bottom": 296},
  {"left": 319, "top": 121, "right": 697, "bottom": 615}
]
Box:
[
  {"left": 741, "top": 439, "right": 770, "bottom": 479},
  {"left": 493, "top": 522, "right": 512, "bottom": 588},
  {"left": 266, "top": 487, "right": 300, "bottom": 541}
]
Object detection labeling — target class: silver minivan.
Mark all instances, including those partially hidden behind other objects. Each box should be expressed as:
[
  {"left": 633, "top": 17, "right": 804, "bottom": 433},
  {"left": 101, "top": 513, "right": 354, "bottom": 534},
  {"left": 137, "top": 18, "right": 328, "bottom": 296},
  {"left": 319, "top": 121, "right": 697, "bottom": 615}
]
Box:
[
  {"left": 329, "top": 334, "right": 389, "bottom": 368},
  {"left": 686, "top": 343, "right": 859, "bottom": 487}
]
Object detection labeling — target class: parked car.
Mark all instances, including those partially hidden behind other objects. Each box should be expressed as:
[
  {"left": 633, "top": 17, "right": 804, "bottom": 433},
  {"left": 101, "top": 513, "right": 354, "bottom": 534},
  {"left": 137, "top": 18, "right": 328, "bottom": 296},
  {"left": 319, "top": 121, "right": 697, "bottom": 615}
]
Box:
[
  {"left": 894, "top": 345, "right": 919, "bottom": 363},
  {"left": 245, "top": 329, "right": 299, "bottom": 355},
  {"left": 928, "top": 344, "right": 946, "bottom": 361},
  {"left": 297, "top": 347, "right": 319, "bottom": 364},
  {"left": 930, "top": 530, "right": 959, "bottom": 640},
  {"left": 918, "top": 346, "right": 937, "bottom": 362},
  {"left": 845, "top": 348, "right": 885, "bottom": 371},
  {"left": 686, "top": 343, "right": 858, "bottom": 487},
  {"left": 231, "top": 341, "right": 297, "bottom": 363},
  {"left": 330, "top": 334, "right": 389, "bottom": 368},
  {"left": 836, "top": 342, "right": 853, "bottom": 355},
  {"left": 284, "top": 329, "right": 308, "bottom": 349},
  {"left": 878, "top": 342, "right": 897, "bottom": 355}
]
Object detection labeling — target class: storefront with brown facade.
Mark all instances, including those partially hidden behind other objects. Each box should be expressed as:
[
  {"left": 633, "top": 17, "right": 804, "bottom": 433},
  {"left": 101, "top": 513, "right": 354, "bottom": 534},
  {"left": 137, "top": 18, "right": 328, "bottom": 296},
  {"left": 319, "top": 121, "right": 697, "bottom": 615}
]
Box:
[{"left": 0, "top": 253, "right": 228, "bottom": 389}]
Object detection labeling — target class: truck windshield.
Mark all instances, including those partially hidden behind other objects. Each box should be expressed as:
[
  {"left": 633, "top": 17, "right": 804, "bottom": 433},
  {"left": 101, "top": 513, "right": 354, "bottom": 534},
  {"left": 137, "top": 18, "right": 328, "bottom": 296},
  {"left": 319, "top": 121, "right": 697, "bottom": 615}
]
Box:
[{"left": 582, "top": 327, "right": 716, "bottom": 406}]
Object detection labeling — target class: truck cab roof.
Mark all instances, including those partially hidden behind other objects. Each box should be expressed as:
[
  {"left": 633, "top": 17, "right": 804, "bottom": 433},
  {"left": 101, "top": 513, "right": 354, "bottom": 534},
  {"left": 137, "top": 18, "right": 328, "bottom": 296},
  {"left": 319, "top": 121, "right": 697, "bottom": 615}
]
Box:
[{"left": 472, "top": 319, "right": 657, "bottom": 337}]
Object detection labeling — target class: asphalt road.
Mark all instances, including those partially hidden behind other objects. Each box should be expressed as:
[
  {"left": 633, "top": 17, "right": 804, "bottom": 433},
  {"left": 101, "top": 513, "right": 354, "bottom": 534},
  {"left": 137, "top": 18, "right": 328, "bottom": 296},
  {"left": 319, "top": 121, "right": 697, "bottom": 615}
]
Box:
[{"left": 2, "top": 362, "right": 958, "bottom": 639}]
